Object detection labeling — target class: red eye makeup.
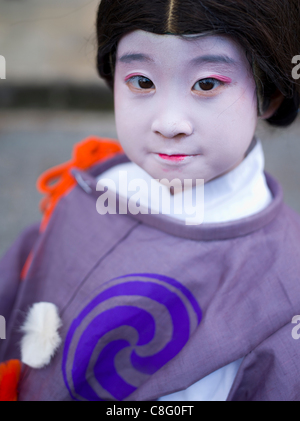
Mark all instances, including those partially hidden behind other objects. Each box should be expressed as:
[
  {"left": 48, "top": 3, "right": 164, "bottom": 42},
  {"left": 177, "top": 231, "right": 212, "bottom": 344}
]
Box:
[
  {"left": 207, "top": 75, "right": 232, "bottom": 83},
  {"left": 124, "top": 73, "right": 145, "bottom": 82}
]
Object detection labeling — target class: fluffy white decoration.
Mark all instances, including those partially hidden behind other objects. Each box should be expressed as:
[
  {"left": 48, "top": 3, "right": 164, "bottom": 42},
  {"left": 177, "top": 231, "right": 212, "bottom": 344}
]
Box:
[{"left": 21, "top": 302, "right": 62, "bottom": 369}]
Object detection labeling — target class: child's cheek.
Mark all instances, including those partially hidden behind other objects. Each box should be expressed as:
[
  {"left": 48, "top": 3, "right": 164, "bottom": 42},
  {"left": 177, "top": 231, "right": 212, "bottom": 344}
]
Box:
[
  {"left": 114, "top": 82, "right": 134, "bottom": 140},
  {"left": 202, "top": 86, "right": 258, "bottom": 180},
  {"left": 114, "top": 83, "right": 147, "bottom": 164},
  {"left": 115, "top": 80, "right": 153, "bottom": 139},
  {"left": 216, "top": 79, "right": 257, "bottom": 135},
  {"left": 235, "top": 74, "right": 258, "bottom": 117}
]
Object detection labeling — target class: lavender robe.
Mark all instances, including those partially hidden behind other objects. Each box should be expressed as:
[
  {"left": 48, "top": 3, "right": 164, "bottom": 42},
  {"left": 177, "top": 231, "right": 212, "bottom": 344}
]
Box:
[{"left": 1, "top": 152, "right": 300, "bottom": 401}]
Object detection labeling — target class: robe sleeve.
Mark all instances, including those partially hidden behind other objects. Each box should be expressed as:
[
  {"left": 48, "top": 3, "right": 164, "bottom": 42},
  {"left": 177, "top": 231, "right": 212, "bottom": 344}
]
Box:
[
  {"left": 0, "top": 224, "right": 40, "bottom": 323},
  {"left": 228, "top": 321, "right": 300, "bottom": 401}
]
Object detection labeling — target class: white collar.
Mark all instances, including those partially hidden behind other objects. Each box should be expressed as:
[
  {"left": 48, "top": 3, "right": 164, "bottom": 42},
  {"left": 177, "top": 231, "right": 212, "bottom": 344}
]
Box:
[
  {"left": 202, "top": 139, "right": 273, "bottom": 222},
  {"left": 97, "top": 139, "right": 273, "bottom": 224}
]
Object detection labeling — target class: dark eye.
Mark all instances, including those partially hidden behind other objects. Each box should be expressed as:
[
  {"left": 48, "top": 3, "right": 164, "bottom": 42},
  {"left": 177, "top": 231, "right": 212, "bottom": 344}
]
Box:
[
  {"left": 193, "top": 78, "right": 221, "bottom": 92},
  {"left": 138, "top": 77, "right": 154, "bottom": 89},
  {"left": 128, "top": 76, "right": 155, "bottom": 90}
]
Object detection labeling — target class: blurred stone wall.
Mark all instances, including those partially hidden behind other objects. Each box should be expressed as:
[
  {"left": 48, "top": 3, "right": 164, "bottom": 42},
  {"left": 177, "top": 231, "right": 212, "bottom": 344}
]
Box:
[
  {"left": 0, "top": 0, "right": 101, "bottom": 84},
  {"left": 0, "top": 0, "right": 112, "bottom": 109}
]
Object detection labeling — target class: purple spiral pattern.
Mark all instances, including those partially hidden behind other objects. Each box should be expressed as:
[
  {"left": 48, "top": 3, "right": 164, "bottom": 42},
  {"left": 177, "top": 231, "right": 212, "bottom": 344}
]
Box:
[{"left": 62, "top": 273, "right": 202, "bottom": 401}]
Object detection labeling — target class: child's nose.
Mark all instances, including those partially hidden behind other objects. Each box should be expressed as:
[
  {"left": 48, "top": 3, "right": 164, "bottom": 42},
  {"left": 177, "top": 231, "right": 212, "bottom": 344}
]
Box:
[{"left": 151, "top": 110, "right": 194, "bottom": 139}]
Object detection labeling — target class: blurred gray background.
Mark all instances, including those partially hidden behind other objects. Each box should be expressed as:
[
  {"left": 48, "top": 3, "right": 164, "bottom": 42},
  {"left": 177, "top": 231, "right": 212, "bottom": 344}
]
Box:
[{"left": 0, "top": 0, "right": 300, "bottom": 258}]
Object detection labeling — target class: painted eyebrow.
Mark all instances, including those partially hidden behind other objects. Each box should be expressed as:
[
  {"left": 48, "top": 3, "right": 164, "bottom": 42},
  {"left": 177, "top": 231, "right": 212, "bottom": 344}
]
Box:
[
  {"left": 118, "top": 53, "right": 237, "bottom": 67},
  {"left": 118, "top": 53, "right": 155, "bottom": 64},
  {"left": 190, "top": 55, "right": 237, "bottom": 66}
]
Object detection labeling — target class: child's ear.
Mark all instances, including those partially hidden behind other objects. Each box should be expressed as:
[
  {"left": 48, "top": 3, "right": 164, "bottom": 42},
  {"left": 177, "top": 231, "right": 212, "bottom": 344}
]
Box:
[{"left": 259, "top": 90, "right": 285, "bottom": 120}]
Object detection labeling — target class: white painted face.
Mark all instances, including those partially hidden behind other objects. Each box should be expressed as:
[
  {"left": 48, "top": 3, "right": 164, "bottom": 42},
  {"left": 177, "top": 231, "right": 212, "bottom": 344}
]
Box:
[{"left": 114, "top": 30, "right": 258, "bottom": 185}]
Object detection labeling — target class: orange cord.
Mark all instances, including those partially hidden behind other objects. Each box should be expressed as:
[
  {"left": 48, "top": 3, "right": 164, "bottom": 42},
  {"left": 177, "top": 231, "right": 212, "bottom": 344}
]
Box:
[
  {"left": 20, "top": 137, "right": 123, "bottom": 281},
  {"left": 37, "top": 137, "right": 123, "bottom": 232},
  {"left": 0, "top": 360, "right": 22, "bottom": 401}
]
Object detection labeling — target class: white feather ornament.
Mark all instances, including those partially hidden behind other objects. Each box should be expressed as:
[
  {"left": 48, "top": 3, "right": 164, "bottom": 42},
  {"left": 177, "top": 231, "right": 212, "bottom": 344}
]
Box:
[{"left": 20, "top": 302, "right": 62, "bottom": 369}]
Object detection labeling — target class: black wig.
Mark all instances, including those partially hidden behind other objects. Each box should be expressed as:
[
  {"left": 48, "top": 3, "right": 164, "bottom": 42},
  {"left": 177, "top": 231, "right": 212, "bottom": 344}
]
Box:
[{"left": 96, "top": 0, "right": 300, "bottom": 126}]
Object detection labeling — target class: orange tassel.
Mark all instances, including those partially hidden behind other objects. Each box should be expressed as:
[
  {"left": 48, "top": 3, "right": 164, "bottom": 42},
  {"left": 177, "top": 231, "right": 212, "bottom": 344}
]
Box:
[{"left": 0, "top": 360, "right": 22, "bottom": 401}]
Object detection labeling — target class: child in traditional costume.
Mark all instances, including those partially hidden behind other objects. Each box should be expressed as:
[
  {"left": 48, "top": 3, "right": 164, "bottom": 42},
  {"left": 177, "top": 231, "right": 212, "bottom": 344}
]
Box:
[{"left": 1, "top": 0, "right": 300, "bottom": 401}]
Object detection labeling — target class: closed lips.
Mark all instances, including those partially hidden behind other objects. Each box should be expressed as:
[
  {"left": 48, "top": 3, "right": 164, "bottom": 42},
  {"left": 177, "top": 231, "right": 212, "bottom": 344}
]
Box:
[{"left": 158, "top": 153, "right": 200, "bottom": 161}]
